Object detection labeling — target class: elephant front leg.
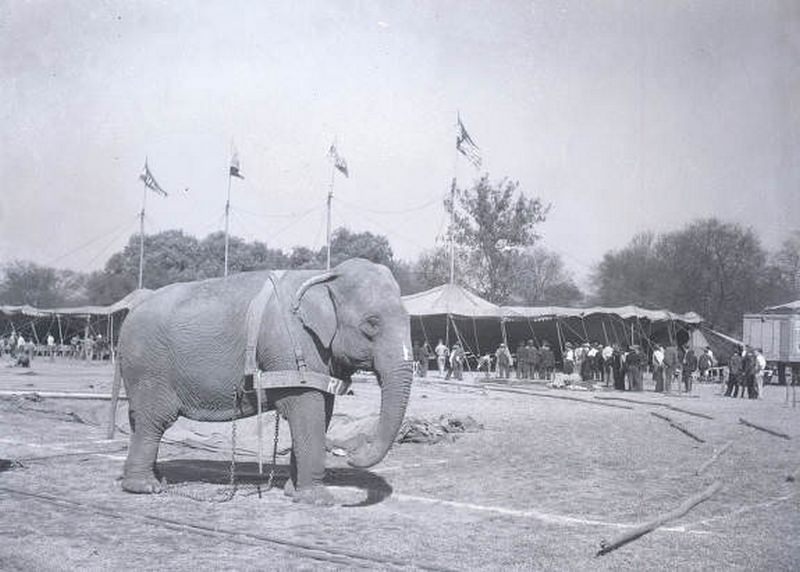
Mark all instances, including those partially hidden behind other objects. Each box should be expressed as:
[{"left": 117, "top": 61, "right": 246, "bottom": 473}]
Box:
[{"left": 276, "top": 389, "right": 334, "bottom": 506}]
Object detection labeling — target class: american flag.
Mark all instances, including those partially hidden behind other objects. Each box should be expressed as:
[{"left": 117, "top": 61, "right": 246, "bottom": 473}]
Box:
[
  {"left": 139, "top": 160, "right": 168, "bottom": 197},
  {"left": 328, "top": 143, "right": 349, "bottom": 177},
  {"left": 456, "top": 114, "right": 482, "bottom": 169}
]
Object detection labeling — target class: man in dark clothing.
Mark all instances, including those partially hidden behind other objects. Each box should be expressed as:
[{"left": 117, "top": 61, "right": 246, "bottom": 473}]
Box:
[
  {"left": 516, "top": 342, "right": 528, "bottom": 379},
  {"left": 525, "top": 340, "right": 538, "bottom": 380},
  {"left": 626, "top": 346, "right": 643, "bottom": 391},
  {"left": 663, "top": 345, "right": 679, "bottom": 394},
  {"left": 682, "top": 347, "right": 698, "bottom": 393},
  {"left": 412, "top": 340, "right": 428, "bottom": 378},
  {"left": 725, "top": 348, "right": 743, "bottom": 397},
  {"left": 741, "top": 347, "right": 758, "bottom": 399},
  {"left": 612, "top": 345, "right": 626, "bottom": 390}
]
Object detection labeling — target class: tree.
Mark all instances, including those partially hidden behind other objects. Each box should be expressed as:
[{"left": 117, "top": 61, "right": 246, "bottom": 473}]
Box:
[
  {"left": 446, "top": 175, "right": 549, "bottom": 303},
  {"left": 592, "top": 218, "right": 787, "bottom": 334},
  {"left": 325, "top": 228, "right": 394, "bottom": 268},
  {"left": 508, "top": 247, "right": 583, "bottom": 306},
  {"left": 773, "top": 230, "right": 800, "bottom": 298},
  {"left": 592, "top": 232, "right": 666, "bottom": 307},
  {"left": 0, "top": 261, "right": 60, "bottom": 307}
]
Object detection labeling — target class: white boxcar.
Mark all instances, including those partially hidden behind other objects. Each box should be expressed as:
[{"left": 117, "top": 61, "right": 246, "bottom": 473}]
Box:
[{"left": 742, "top": 313, "right": 800, "bottom": 364}]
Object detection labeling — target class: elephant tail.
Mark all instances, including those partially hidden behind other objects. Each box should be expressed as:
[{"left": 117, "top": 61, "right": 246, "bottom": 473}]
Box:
[{"left": 106, "top": 357, "right": 124, "bottom": 439}]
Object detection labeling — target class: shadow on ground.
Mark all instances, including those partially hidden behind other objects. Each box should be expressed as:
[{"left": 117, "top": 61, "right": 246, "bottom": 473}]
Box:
[{"left": 158, "top": 459, "right": 393, "bottom": 507}]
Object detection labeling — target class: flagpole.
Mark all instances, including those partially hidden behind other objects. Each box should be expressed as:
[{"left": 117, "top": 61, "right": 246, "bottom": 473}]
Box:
[
  {"left": 450, "top": 114, "right": 459, "bottom": 285},
  {"left": 223, "top": 170, "right": 232, "bottom": 277},
  {"left": 138, "top": 177, "right": 147, "bottom": 289},
  {"left": 326, "top": 163, "right": 335, "bottom": 271}
]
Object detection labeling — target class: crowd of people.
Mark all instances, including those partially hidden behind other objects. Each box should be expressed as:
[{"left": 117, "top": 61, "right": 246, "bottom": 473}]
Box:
[
  {"left": 410, "top": 337, "right": 780, "bottom": 398},
  {"left": 0, "top": 331, "right": 112, "bottom": 366}
]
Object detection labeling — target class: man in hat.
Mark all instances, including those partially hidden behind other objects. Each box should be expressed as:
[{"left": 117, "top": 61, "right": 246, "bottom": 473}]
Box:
[
  {"left": 447, "top": 342, "right": 465, "bottom": 381},
  {"left": 652, "top": 344, "right": 665, "bottom": 392},
  {"left": 682, "top": 345, "right": 698, "bottom": 393},
  {"left": 516, "top": 341, "right": 528, "bottom": 379}
]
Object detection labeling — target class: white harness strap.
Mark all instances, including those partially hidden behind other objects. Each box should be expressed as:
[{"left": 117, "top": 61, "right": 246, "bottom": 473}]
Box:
[{"left": 242, "top": 271, "right": 350, "bottom": 396}]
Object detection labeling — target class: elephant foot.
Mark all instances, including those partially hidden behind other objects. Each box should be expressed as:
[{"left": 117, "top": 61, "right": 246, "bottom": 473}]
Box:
[
  {"left": 122, "top": 474, "right": 165, "bottom": 494},
  {"left": 284, "top": 481, "right": 335, "bottom": 506}
]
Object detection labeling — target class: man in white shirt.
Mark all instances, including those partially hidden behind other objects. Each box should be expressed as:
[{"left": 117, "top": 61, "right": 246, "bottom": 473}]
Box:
[
  {"left": 47, "top": 333, "right": 56, "bottom": 361},
  {"left": 754, "top": 348, "right": 767, "bottom": 399},
  {"left": 435, "top": 339, "right": 449, "bottom": 378},
  {"left": 601, "top": 344, "right": 613, "bottom": 386}
]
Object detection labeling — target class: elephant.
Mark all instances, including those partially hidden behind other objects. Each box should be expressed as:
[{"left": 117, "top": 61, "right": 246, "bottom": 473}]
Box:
[{"left": 116, "top": 258, "right": 413, "bottom": 505}]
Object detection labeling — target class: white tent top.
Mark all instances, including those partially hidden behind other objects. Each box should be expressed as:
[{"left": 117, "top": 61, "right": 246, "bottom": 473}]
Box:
[
  {"left": 0, "top": 289, "right": 152, "bottom": 319},
  {"left": 402, "top": 283, "right": 502, "bottom": 318},
  {"left": 403, "top": 283, "right": 703, "bottom": 324}
]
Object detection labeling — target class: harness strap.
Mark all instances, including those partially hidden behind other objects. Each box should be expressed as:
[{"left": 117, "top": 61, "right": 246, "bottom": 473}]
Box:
[{"left": 242, "top": 270, "right": 347, "bottom": 396}]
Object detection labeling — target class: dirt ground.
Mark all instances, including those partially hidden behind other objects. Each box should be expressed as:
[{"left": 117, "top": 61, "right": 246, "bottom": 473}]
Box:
[{"left": 1, "top": 358, "right": 798, "bottom": 571}]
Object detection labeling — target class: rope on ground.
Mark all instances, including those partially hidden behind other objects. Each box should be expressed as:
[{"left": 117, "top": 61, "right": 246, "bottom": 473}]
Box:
[
  {"left": 650, "top": 412, "right": 705, "bottom": 443},
  {"left": 695, "top": 441, "right": 733, "bottom": 476},
  {"left": 482, "top": 384, "right": 634, "bottom": 410},
  {"left": 597, "top": 480, "right": 722, "bottom": 556},
  {"left": 738, "top": 418, "right": 791, "bottom": 440},
  {"left": 592, "top": 396, "right": 713, "bottom": 420}
]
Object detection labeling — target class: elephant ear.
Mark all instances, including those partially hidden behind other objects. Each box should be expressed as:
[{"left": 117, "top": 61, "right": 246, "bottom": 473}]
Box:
[{"left": 295, "top": 283, "right": 337, "bottom": 348}]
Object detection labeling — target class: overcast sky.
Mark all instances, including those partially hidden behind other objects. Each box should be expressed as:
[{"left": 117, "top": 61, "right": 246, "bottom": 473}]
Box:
[{"left": 1, "top": 0, "right": 798, "bottom": 286}]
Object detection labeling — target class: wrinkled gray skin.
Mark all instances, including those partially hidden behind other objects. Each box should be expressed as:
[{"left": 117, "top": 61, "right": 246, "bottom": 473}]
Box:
[{"left": 119, "top": 258, "right": 413, "bottom": 505}]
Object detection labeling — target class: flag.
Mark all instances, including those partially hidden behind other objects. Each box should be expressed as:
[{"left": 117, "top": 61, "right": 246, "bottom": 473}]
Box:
[
  {"left": 139, "top": 160, "right": 168, "bottom": 197},
  {"left": 456, "top": 114, "right": 482, "bottom": 169},
  {"left": 328, "top": 143, "right": 349, "bottom": 177},
  {"left": 229, "top": 151, "right": 244, "bottom": 179}
]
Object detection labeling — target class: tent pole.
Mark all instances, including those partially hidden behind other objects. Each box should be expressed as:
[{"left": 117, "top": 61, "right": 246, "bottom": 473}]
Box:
[
  {"left": 57, "top": 315, "right": 63, "bottom": 346},
  {"left": 500, "top": 318, "right": 508, "bottom": 347},
  {"left": 31, "top": 320, "right": 40, "bottom": 345},
  {"left": 580, "top": 316, "right": 590, "bottom": 342},
  {"left": 446, "top": 313, "right": 451, "bottom": 347},
  {"left": 602, "top": 320, "right": 610, "bottom": 346}
]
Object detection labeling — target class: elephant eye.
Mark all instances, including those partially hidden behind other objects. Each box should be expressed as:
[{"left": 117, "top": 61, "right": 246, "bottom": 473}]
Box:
[{"left": 360, "top": 315, "right": 381, "bottom": 338}]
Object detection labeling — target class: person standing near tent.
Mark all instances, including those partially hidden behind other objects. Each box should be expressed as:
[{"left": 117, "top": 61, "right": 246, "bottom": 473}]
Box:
[
  {"left": 601, "top": 343, "right": 613, "bottom": 386},
  {"left": 8, "top": 332, "right": 17, "bottom": 359},
  {"left": 495, "top": 343, "right": 512, "bottom": 379},
  {"left": 516, "top": 341, "right": 527, "bottom": 379},
  {"left": 563, "top": 342, "right": 575, "bottom": 374},
  {"left": 527, "top": 341, "right": 538, "bottom": 379},
  {"left": 448, "top": 342, "right": 465, "bottom": 381},
  {"left": 540, "top": 342, "right": 555, "bottom": 380},
  {"left": 754, "top": 348, "right": 767, "bottom": 399},
  {"left": 725, "top": 347, "right": 743, "bottom": 397},
  {"left": 626, "top": 345, "right": 643, "bottom": 391},
  {"left": 663, "top": 344, "right": 679, "bottom": 394},
  {"left": 652, "top": 344, "right": 665, "bottom": 392},
  {"left": 698, "top": 347, "right": 713, "bottom": 383},
  {"left": 435, "top": 339, "right": 449, "bottom": 378},
  {"left": 412, "top": 340, "right": 426, "bottom": 378},
  {"left": 682, "top": 345, "right": 698, "bottom": 393},
  {"left": 46, "top": 333, "right": 56, "bottom": 361}
]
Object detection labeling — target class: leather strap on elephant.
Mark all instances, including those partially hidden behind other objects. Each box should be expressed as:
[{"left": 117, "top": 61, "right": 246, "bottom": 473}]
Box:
[{"left": 242, "top": 271, "right": 350, "bottom": 396}]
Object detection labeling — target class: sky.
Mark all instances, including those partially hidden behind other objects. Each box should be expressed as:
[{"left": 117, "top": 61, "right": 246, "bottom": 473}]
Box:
[{"left": 1, "top": 0, "right": 798, "bottom": 288}]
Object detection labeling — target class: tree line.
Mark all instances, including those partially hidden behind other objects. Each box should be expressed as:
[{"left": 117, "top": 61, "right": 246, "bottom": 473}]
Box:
[{"left": 1, "top": 175, "right": 798, "bottom": 336}]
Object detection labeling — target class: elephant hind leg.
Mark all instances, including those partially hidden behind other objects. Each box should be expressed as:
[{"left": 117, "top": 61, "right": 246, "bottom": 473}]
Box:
[{"left": 122, "top": 378, "right": 180, "bottom": 494}]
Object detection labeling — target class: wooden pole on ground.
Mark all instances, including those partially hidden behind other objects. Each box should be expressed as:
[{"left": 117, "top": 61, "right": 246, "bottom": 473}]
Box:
[
  {"left": 597, "top": 480, "right": 722, "bottom": 556},
  {"left": 739, "top": 418, "right": 791, "bottom": 440},
  {"left": 650, "top": 411, "right": 705, "bottom": 443}
]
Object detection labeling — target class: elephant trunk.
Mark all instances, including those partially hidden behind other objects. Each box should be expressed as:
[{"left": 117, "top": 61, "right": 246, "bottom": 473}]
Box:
[{"left": 347, "top": 347, "right": 413, "bottom": 469}]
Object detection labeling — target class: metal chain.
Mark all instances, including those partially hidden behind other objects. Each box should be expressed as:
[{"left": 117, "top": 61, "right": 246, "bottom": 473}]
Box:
[{"left": 163, "top": 388, "right": 281, "bottom": 503}]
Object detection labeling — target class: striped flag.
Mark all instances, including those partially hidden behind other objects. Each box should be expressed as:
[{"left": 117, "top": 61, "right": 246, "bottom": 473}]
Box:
[
  {"left": 139, "top": 160, "right": 168, "bottom": 197},
  {"left": 328, "top": 143, "right": 349, "bottom": 177},
  {"left": 456, "top": 114, "right": 482, "bottom": 169}
]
